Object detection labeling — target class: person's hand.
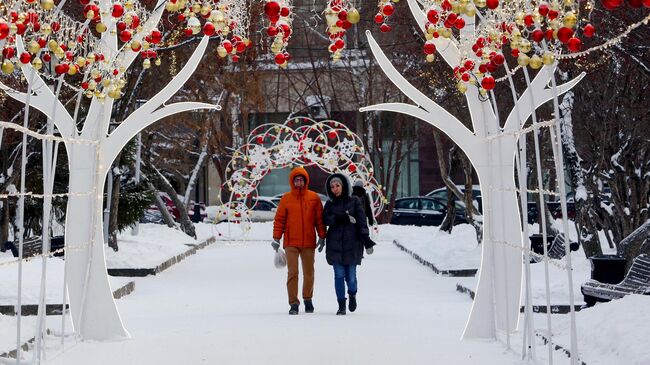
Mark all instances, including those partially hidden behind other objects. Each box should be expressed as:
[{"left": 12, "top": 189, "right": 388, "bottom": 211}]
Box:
[
  {"left": 345, "top": 211, "right": 356, "bottom": 224},
  {"left": 365, "top": 246, "right": 374, "bottom": 255},
  {"left": 271, "top": 239, "right": 280, "bottom": 252},
  {"left": 317, "top": 238, "right": 325, "bottom": 252}
]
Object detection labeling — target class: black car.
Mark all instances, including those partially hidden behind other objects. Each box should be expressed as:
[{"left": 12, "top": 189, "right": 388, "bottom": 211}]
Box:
[{"left": 390, "top": 197, "right": 468, "bottom": 226}]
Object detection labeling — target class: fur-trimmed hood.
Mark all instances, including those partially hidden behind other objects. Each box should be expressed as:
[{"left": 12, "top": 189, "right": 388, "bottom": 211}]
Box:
[{"left": 325, "top": 173, "right": 352, "bottom": 201}]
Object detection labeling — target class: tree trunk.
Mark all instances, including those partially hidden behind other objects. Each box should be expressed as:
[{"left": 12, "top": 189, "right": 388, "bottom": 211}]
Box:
[
  {"left": 64, "top": 143, "right": 128, "bottom": 340},
  {"left": 146, "top": 164, "right": 196, "bottom": 239},
  {"left": 148, "top": 182, "right": 177, "bottom": 228},
  {"left": 108, "top": 163, "right": 122, "bottom": 251},
  {"left": 440, "top": 145, "right": 458, "bottom": 233}
]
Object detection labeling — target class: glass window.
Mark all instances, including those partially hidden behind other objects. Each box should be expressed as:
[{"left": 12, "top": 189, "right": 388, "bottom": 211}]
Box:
[
  {"left": 421, "top": 198, "right": 445, "bottom": 211},
  {"left": 395, "top": 199, "right": 418, "bottom": 210}
]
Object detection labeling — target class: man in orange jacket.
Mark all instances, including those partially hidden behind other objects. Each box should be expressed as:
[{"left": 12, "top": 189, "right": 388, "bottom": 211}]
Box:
[{"left": 272, "top": 166, "right": 327, "bottom": 315}]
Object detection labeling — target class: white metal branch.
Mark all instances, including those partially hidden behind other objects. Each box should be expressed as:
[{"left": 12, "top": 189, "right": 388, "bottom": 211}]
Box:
[
  {"left": 103, "top": 101, "right": 220, "bottom": 166},
  {"left": 360, "top": 102, "right": 474, "bottom": 149},
  {"left": 503, "top": 67, "right": 585, "bottom": 133},
  {"left": 406, "top": 0, "right": 460, "bottom": 66},
  {"left": 0, "top": 40, "right": 75, "bottom": 137},
  {"left": 122, "top": 36, "right": 210, "bottom": 126}
]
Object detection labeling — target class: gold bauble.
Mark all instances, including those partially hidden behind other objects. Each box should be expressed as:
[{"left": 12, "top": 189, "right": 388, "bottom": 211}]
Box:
[
  {"left": 529, "top": 55, "right": 543, "bottom": 69},
  {"left": 85, "top": 10, "right": 95, "bottom": 20},
  {"left": 217, "top": 45, "right": 228, "bottom": 58},
  {"left": 515, "top": 12, "right": 525, "bottom": 26},
  {"left": 84, "top": 90, "right": 94, "bottom": 98},
  {"left": 41, "top": 0, "right": 55, "bottom": 10},
  {"left": 475, "top": 0, "right": 486, "bottom": 7},
  {"left": 425, "top": 33, "right": 434, "bottom": 40},
  {"left": 479, "top": 88, "right": 488, "bottom": 96},
  {"left": 108, "top": 89, "right": 121, "bottom": 99},
  {"left": 102, "top": 79, "right": 111, "bottom": 88},
  {"left": 519, "top": 40, "right": 532, "bottom": 53},
  {"left": 165, "top": 2, "right": 178, "bottom": 12},
  {"left": 563, "top": 0, "right": 574, "bottom": 5},
  {"left": 31, "top": 58, "right": 43, "bottom": 70},
  {"left": 154, "top": 58, "right": 161, "bottom": 66},
  {"left": 90, "top": 69, "right": 101, "bottom": 78},
  {"left": 96, "top": 22, "right": 107, "bottom": 33},
  {"left": 549, "top": 20, "right": 560, "bottom": 30},
  {"left": 426, "top": 54, "right": 435, "bottom": 62},
  {"left": 142, "top": 41, "right": 150, "bottom": 50},
  {"left": 451, "top": 3, "right": 461, "bottom": 13},
  {"left": 67, "top": 65, "right": 78, "bottom": 75},
  {"left": 27, "top": 40, "right": 41, "bottom": 54},
  {"left": 42, "top": 24, "right": 52, "bottom": 35},
  {"left": 347, "top": 9, "right": 361, "bottom": 24},
  {"left": 1, "top": 60, "right": 14, "bottom": 74},
  {"left": 191, "top": 3, "right": 201, "bottom": 13},
  {"left": 130, "top": 40, "right": 141, "bottom": 51},
  {"left": 457, "top": 82, "right": 468, "bottom": 94},
  {"left": 542, "top": 52, "right": 555, "bottom": 65},
  {"left": 87, "top": 54, "right": 96, "bottom": 63},
  {"left": 465, "top": 5, "right": 477, "bottom": 16},
  {"left": 88, "top": 80, "right": 97, "bottom": 90},
  {"left": 563, "top": 12, "right": 577, "bottom": 28},
  {"left": 517, "top": 54, "right": 530, "bottom": 67},
  {"left": 143, "top": 59, "right": 151, "bottom": 69},
  {"left": 48, "top": 39, "right": 59, "bottom": 52},
  {"left": 125, "top": 0, "right": 134, "bottom": 9}
]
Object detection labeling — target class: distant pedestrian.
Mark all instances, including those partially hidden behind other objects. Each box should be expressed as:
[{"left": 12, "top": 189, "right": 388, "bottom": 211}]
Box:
[
  {"left": 272, "top": 167, "right": 327, "bottom": 315},
  {"left": 352, "top": 180, "right": 376, "bottom": 227},
  {"left": 322, "top": 173, "right": 376, "bottom": 315}
]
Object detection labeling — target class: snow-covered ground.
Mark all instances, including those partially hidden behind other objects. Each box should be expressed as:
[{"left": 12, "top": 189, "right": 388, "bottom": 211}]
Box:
[{"left": 1, "top": 222, "right": 647, "bottom": 364}]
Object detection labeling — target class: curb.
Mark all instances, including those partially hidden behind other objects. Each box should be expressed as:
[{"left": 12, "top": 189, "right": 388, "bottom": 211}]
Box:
[
  {"left": 536, "top": 332, "right": 587, "bottom": 365},
  {"left": 392, "top": 240, "right": 477, "bottom": 277},
  {"left": 108, "top": 237, "right": 216, "bottom": 277},
  {"left": 455, "top": 282, "right": 583, "bottom": 314},
  {"left": 0, "top": 280, "right": 135, "bottom": 316}
]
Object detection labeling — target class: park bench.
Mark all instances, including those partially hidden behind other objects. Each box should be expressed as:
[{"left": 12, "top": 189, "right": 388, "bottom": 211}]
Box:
[
  {"left": 530, "top": 234, "right": 579, "bottom": 262},
  {"left": 581, "top": 254, "right": 650, "bottom": 305},
  {"left": 5, "top": 236, "right": 65, "bottom": 258}
]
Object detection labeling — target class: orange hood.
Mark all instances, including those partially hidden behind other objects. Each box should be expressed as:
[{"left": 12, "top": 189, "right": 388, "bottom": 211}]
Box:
[{"left": 289, "top": 166, "right": 310, "bottom": 192}]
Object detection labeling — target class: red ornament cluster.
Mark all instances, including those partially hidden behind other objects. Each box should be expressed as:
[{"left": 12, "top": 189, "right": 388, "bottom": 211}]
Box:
[
  {"left": 263, "top": 0, "right": 293, "bottom": 67},
  {"left": 375, "top": 0, "right": 397, "bottom": 33}
]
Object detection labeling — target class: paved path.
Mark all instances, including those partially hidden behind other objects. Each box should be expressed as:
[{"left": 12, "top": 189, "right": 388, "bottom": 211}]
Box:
[{"left": 45, "top": 240, "right": 523, "bottom": 364}]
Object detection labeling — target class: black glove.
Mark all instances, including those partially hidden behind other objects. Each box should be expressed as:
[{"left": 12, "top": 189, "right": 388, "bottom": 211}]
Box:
[
  {"left": 363, "top": 235, "right": 377, "bottom": 249},
  {"left": 334, "top": 213, "right": 349, "bottom": 225},
  {"left": 317, "top": 238, "right": 325, "bottom": 252}
]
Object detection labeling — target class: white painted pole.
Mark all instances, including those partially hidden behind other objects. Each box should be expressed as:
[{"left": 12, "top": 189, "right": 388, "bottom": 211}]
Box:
[
  {"left": 131, "top": 133, "right": 141, "bottom": 236},
  {"left": 16, "top": 71, "right": 35, "bottom": 365},
  {"left": 524, "top": 67, "right": 554, "bottom": 364}
]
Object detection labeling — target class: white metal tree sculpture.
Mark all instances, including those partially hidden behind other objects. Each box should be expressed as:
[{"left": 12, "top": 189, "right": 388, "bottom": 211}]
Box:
[
  {"left": 0, "top": 0, "right": 233, "bottom": 341},
  {"left": 360, "top": 0, "right": 585, "bottom": 339}
]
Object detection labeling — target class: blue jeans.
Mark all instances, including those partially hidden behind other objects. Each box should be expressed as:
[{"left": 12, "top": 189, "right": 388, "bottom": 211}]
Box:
[{"left": 333, "top": 264, "right": 357, "bottom": 300}]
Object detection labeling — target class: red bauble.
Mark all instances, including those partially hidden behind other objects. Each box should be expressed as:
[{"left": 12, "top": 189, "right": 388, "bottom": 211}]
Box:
[
  {"left": 231, "top": 55, "right": 240, "bottom": 62},
  {"left": 267, "top": 26, "right": 278, "bottom": 37},
  {"left": 524, "top": 15, "right": 534, "bottom": 27},
  {"left": 2, "top": 47, "right": 14, "bottom": 59},
  {"left": 486, "top": 0, "right": 499, "bottom": 9},
  {"left": 427, "top": 9, "right": 439, "bottom": 24},
  {"left": 382, "top": 3, "right": 395, "bottom": 16},
  {"left": 328, "top": 131, "right": 337, "bottom": 139},
  {"left": 557, "top": 27, "right": 574, "bottom": 43},
  {"left": 348, "top": 164, "right": 357, "bottom": 173},
  {"left": 19, "top": 52, "right": 31, "bottom": 64},
  {"left": 236, "top": 41, "right": 246, "bottom": 53},
  {"left": 264, "top": 1, "right": 281, "bottom": 17},
  {"left": 119, "top": 30, "right": 132, "bottom": 42},
  {"left": 203, "top": 22, "right": 216, "bottom": 36},
  {"left": 531, "top": 29, "right": 544, "bottom": 42},
  {"left": 547, "top": 9, "right": 558, "bottom": 20},
  {"left": 380, "top": 23, "right": 391, "bottom": 32},
  {"left": 338, "top": 11, "right": 348, "bottom": 20},
  {"left": 454, "top": 17, "right": 465, "bottom": 29},
  {"left": 150, "top": 29, "right": 162, "bottom": 44},
  {"left": 374, "top": 14, "right": 384, "bottom": 24},
  {"left": 256, "top": 136, "right": 264, "bottom": 144},
  {"left": 274, "top": 53, "right": 285, "bottom": 65},
  {"left": 566, "top": 37, "right": 582, "bottom": 52},
  {"left": 280, "top": 7, "right": 290, "bottom": 17},
  {"left": 461, "top": 73, "right": 470, "bottom": 82},
  {"left": 130, "top": 15, "right": 140, "bottom": 29},
  {"left": 492, "top": 53, "right": 505, "bottom": 65},
  {"left": 54, "top": 63, "right": 69, "bottom": 75},
  {"left": 334, "top": 38, "right": 345, "bottom": 49},
  {"left": 486, "top": 62, "right": 497, "bottom": 73},
  {"left": 222, "top": 40, "right": 233, "bottom": 53},
  {"left": 42, "top": 53, "right": 51, "bottom": 62},
  {"left": 112, "top": 3, "right": 124, "bottom": 18},
  {"left": 0, "top": 22, "right": 8, "bottom": 40},
  {"left": 481, "top": 76, "right": 496, "bottom": 90},
  {"left": 538, "top": 3, "right": 549, "bottom": 16},
  {"left": 51, "top": 22, "right": 61, "bottom": 32},
  {"left": 464, "top": 60, "right": 474, "bottom": 70},
  {"left": 117, "top": 21, "right": 127, "bottom": 32},
  {"left": 627, "top": 0, "right": 643, "bottom": 7},
  {"left": 423, "top": 41, "right": 436, "bottom": 55},
  {"left": 583, "top": 24, "right": 595, "bottom": 37}
]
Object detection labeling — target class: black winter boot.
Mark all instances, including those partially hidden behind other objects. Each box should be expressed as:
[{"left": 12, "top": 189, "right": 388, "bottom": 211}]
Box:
[
  {"left": 336, "top": 299, "right": 346, "bottom": 315},
  {"left": 304, "top": 299, "right": 314, "bottom": 313},
  {"left": 348, "top": 294, "right": 357, "bottom": 312},
  {"left": 289, "top": 304, "right": 299, "bottom": 315}
]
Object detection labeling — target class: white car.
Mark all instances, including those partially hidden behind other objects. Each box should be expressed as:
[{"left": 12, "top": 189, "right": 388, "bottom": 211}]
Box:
[{"left": 249, "top": 197, "right": 278, "bottom": 222}]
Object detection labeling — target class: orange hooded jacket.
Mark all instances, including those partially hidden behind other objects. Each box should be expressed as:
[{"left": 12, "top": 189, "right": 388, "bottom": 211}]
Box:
[{"left": 273, "top": 167, "right": 326, "bottom": 248}]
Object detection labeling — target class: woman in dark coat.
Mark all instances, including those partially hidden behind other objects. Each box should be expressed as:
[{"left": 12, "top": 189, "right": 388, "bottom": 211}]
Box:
[{"left": 320, "top": 173, "right": 376, "bottom": 315}]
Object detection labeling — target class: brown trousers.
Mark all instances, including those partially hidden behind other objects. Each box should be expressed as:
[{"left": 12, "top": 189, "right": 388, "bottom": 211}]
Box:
[{"left": 285, "top": 246, "right": 315, "bottom": 305}]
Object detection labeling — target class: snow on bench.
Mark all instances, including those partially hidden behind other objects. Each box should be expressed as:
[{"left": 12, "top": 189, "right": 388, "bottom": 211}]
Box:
[{"left": 581, "top": 254, "right": 650, "bottom": 303}]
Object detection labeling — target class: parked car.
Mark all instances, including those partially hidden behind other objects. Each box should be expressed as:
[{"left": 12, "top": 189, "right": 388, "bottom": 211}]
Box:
[
  {"left": 153, "top": 193, "right": 207, "bottom": 222},
  {"left": 249, "top": 196, "right": 278, "bottom": 222},
  {"left": 426, "top": 185, "right": 483, "bottom": 213},
  {"left": 391, "top": 196, "right": 468, "bottom": 226}
]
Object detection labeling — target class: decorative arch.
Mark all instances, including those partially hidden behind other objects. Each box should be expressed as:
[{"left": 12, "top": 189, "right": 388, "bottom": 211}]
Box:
[{"left": 213, "top": 117, "right": 384, "bottom": 235}]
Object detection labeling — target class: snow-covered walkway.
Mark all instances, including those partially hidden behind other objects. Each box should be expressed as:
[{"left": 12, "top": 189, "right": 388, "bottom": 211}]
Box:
[{"left": 43, "top": 239, "right": 522, "bottom": 364}]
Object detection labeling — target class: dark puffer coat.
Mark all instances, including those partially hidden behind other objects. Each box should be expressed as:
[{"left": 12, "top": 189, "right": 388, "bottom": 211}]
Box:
[{"left": 323, "top": 173, "right": 375, "bottom": 266}]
